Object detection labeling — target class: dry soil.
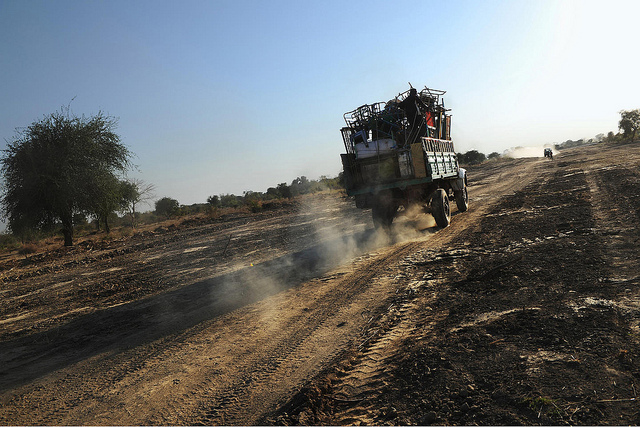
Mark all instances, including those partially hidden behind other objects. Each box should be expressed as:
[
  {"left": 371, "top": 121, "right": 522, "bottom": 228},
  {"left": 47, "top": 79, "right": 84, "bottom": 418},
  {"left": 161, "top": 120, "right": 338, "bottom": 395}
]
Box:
[{"left": 1, "top": 141, "right": 640, "bottom": 425}]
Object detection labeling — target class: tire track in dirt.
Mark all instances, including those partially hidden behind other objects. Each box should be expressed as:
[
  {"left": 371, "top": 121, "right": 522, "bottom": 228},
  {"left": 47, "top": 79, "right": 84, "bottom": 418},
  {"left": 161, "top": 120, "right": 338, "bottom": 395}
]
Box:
[
  {"left": 586, "top": 165, "right": 640, "bottom": 281},
  {"left": 152, "top": 241, "right": 429, "bottom": 426}
]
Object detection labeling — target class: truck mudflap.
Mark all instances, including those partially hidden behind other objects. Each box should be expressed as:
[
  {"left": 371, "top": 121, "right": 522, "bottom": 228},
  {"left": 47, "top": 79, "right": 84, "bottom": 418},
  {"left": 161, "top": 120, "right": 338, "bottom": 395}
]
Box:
[
  {"left": 355, "top": 193, "right": 373, "bottom": 209},
  {"left": 451, "top": 168, "right": 467, "bottom": 192}
]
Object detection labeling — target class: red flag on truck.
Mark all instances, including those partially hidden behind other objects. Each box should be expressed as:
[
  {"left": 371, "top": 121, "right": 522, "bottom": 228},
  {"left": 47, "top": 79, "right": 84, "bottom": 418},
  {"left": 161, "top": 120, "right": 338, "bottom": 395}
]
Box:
[{"left": 425, "top": 112, "right": 435, "bottom": 127}]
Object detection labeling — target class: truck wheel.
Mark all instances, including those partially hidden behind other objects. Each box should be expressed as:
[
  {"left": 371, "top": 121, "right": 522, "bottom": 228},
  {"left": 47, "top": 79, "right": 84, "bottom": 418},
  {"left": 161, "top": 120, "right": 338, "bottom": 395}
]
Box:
[
  {"left": 454, "top": 187, "right": 468, "bottom": 212},
  {"left": 372, "top": 203, "right": 396, "bottom": 229},
  {"left": 431, "top": 189, "right": 450, "bottom": 228}
]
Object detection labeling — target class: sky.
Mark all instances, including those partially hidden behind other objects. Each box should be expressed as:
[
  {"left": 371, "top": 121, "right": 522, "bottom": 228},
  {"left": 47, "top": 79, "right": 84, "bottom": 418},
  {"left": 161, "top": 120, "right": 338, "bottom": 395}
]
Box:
[{"left": 1, "top": 0, "right": 639, "bottom": 207}]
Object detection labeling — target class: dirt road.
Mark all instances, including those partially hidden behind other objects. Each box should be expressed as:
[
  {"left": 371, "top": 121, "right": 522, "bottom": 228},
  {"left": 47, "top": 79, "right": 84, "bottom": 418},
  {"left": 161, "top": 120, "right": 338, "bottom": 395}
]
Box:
[{"left": 1, "top": 141, "right": 640, "bottom": 425}]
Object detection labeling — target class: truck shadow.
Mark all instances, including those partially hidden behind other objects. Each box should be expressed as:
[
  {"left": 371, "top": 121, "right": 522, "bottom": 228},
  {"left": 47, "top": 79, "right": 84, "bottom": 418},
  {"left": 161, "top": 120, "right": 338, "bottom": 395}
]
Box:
[{"left": 0, "top": 227, "right": 398, "bottom": 391}]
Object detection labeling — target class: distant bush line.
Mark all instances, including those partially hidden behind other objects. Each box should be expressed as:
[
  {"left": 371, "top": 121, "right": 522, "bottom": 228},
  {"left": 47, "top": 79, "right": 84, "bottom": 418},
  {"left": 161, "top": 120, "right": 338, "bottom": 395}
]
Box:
[
  {"left": 0, "top": 174, "right": 345, "bottom": 251},
  {"left": 2, "top": 127, "right": 633, "bottom": 251}
]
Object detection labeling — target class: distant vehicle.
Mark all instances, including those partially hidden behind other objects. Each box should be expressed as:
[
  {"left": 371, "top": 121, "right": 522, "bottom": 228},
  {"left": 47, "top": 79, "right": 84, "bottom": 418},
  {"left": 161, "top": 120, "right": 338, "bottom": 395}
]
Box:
[
  {"left": 340, "top": 85, "right": 468, "bottom": 229},
  {"left": 544, "top": 148, "right": 553, "bottom": 160}
]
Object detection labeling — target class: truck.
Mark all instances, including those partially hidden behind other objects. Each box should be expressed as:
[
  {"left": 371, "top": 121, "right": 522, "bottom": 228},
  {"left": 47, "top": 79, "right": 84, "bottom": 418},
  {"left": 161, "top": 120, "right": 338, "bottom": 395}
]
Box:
[{"left": 340, "top": 85, "right": 468, "bottom": 229}]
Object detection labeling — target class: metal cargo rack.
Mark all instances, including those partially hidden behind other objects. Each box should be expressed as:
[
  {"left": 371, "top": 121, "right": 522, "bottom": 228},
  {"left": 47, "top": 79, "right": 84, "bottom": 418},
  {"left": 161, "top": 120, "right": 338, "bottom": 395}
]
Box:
[{"left": 340, "top": 86, "right": 457, "bottom": 196}]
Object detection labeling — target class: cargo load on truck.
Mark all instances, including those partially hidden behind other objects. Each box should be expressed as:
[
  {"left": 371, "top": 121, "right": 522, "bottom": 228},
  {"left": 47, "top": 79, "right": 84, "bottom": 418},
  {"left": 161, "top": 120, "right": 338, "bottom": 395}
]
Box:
[{"left": 340, "top": 85, "right": 468, "bottom": 229}]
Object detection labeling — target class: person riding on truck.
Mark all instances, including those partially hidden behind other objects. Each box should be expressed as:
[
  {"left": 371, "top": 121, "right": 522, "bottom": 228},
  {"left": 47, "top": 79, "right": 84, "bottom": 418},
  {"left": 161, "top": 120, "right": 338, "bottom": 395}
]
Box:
[{"left": 398, "top": 88, "right": 429, "bottom": 145}]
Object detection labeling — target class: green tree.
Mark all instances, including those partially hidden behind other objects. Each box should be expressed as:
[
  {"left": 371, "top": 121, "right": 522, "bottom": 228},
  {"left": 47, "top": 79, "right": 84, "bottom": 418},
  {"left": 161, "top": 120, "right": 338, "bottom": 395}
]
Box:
[
  {"left": 265, "top": 187, "right": 281, "bottom": 199},
  {"left": 290, "top": 176, "right": 310, "bottom": 196},
  {"left": 219, "top": 194, "right": 240, "bottom": 208},
  {"left": 459, "top": 150, "right": 486, "bottom": 165},
  {"left": 619, "top": 109, "right": 640, "bottom": 141},
  {"left": 243, "top": 190, "right": 262, "bottom": 202},
  {"left": 207, "top": 195, "right": 220, "bottom": 207},
  {"left": 92, "top": 174, "right": 126, "bottom": 233},
  {"left": 155, "top": 197, "right": 180, "bottom": 218},
  {"left": 277, "top": 183, "right": 292, "bottom": 199},
  {"left": 0, "top": 108, "right": 131, "bottom": 246}
]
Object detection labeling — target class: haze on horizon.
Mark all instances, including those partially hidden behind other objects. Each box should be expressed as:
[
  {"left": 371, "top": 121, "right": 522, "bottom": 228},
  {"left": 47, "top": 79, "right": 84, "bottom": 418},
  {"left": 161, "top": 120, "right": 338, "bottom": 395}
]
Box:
[{"left": 1, "top": 0, "right": 639, "bottom": 206}]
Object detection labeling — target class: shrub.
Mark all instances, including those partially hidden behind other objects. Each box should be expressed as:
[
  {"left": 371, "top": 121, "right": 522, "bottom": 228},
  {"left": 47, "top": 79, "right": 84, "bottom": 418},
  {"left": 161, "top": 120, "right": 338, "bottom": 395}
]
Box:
[
  {"left": 247, "top": 200, "right": 262, "bottom": 213},
  {"left": 0, "top": 234, "right": 21, "bottom": 251},
  {"left": 18, "top": 243, "right": 38, "bottom": 255},
  {"left": 155, "top": 197, "right": 180, "bottom": 218}
]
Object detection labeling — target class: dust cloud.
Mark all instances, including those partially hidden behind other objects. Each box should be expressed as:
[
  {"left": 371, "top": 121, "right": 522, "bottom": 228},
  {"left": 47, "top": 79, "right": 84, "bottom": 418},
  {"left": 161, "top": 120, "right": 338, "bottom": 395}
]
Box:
[
  {"left": 393, "top": 204, "right": 437, "bottom": 238},
  {"left": 502, "top": 145, "right": 556, "bottom": 158},
  {"left": 214, "top": 193, "right": 439, "bottom": 325},
  {"left": 305, "top": 196, "right": 437, "bottom": 272}
]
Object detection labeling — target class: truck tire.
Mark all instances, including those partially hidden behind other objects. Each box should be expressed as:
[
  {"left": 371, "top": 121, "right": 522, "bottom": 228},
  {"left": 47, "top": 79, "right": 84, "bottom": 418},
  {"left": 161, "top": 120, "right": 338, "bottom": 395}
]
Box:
[
  {"left": 432, "top": 189, "right": 450, "bottom": 228},
  {"left": 454, "top": 187, "right": 468, "bottom": 212}
]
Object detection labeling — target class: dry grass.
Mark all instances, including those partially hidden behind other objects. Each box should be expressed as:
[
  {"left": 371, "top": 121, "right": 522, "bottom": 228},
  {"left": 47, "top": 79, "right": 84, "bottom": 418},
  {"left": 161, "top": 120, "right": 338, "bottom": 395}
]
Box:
[{"left": 17, "top": 243, "right": 38, "bottom": 256}]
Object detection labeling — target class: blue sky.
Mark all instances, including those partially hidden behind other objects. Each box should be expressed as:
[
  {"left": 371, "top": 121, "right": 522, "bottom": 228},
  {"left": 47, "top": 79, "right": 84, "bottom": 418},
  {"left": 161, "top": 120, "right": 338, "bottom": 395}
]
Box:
[{"left": 1, "top": 0, "right": 639, "bottom": 206}]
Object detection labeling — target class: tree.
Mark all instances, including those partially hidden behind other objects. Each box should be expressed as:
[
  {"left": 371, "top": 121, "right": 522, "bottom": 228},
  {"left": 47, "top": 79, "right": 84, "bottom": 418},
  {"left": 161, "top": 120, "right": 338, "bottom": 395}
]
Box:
[
  {"left": 206, "top": 195, "right": 220, "bottom": 207},
  {"left": 243, "top": 190, "right": 262, "bottom": 202},
  {"left": 121, "top": 179, "right": 156, "bottom": 227},
  {"left": 155, "top": 197, "right": 179, "bottom": 218},
  {"left": 619, "top": 109, "right": 640, "bottom": 141},
  {"left": 488, "top": 152, "right": 501, "bottom": 160},
  {"left": 277, "top": 183, "right": 292, "bottom": 199},
  {"left": 219, "top": 194, "right": 240, "bottom": 208},
  {"left": 266, "top": 187, "right": 280, "bottom": 199},
  {"left": 290, "top": 176, "right": 310, "bottom": 196},
  {"left": 458, "top": 150, "right": 486, "bottom": 165},
  {"left": 1, "top": 108, "right": 131, "bottom": 246},
  {"left": 92, "top": 174, "right": 126, "bottom": 233}
]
